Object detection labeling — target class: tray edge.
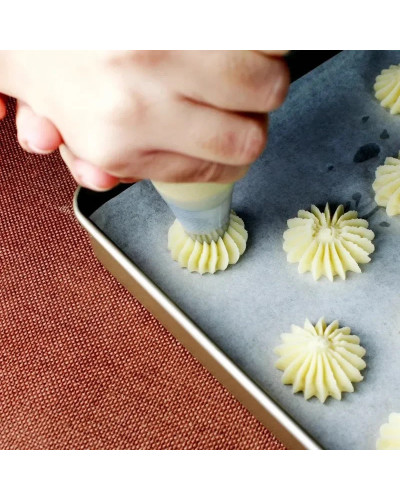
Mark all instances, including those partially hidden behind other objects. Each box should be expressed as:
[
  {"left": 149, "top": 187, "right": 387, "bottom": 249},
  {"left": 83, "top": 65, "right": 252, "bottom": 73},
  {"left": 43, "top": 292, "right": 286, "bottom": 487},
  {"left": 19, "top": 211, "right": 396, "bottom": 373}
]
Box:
[{"left": 73, "top": 187, "right": 321, "bottom": 450}]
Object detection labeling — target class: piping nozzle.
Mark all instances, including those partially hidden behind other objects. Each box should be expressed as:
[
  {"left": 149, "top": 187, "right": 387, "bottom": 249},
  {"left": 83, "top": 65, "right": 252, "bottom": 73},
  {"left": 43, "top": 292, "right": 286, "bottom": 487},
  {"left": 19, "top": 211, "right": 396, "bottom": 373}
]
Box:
[{"left": 151, "top": 181, "right": 234, "bottom": 243}]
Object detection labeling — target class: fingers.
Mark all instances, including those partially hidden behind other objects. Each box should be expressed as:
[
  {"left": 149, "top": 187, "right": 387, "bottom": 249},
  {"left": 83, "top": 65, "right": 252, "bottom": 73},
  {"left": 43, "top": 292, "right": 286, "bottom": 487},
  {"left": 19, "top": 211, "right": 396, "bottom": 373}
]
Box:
[
  {"left": 106, "top": 149, "right": 249, "bottom": 183},
  {"left": 15, "top": 101, "right": 123, "bottom": 191},
  {"left": 154, "top": 51, "right": 289, "bottom": 113},
  {"left": 60, "top": 142, "right": 246, "bottom": 187},
  {"left": 120, "top": 177, "right": 140, "bottom": 184},
  {"left": 257, "top": 50, "right": 290, "bottom": 56},
  {"left": 143, "top": 152, "right": 249, "bottom": 183},
  {"left": 154, "top": 99, "right": 268, "bottom": 166},
  {"left": 11, "top": 51, "right": 286, "bottom": 186},
  {"left": 59, "top": 144, "right": 120, "bottom": 191},
  {"left": 0, "top": 94, "right": 7, "bottom": 120},
  {"left": 16, "top": 100, "right": 63, "bottom": 154}
]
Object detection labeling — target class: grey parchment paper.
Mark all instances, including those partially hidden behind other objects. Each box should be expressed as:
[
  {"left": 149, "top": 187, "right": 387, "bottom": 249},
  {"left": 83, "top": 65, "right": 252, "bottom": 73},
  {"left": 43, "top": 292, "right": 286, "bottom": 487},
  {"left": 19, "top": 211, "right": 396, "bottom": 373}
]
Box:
[{"left": 91, "top": 51, "right": 400, "bottom": 449}]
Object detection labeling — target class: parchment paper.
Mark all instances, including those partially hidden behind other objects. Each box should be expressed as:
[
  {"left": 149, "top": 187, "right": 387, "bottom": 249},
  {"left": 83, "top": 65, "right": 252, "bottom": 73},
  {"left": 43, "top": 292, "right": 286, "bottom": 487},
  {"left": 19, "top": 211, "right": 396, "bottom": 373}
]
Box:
[{"left": 91, "top": 51, "right": 400, "bottom": 449}]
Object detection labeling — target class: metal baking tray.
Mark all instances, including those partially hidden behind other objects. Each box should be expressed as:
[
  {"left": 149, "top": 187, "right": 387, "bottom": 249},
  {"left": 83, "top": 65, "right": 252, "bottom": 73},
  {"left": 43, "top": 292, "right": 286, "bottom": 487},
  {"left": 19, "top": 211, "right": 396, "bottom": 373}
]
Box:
[
  {"left": 74, "top": 185, "right": 319, "bottom": 449},
  {"left": 73, "top": 51, "right": 400, "bottom": 449}
]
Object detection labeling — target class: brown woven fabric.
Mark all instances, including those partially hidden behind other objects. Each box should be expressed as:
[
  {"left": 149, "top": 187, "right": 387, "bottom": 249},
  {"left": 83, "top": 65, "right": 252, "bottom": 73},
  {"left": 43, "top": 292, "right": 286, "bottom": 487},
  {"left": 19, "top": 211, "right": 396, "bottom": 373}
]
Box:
[{"left": 0, "top": 100, "right": 285, "bottom": 450}]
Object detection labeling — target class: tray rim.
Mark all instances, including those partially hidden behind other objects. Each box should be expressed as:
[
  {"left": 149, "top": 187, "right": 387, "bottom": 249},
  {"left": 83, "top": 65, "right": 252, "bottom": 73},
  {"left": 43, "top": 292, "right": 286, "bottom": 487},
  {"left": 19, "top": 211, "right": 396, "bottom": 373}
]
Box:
[{"left": 73, "top": 187, "right": 322, "bottom": 450}]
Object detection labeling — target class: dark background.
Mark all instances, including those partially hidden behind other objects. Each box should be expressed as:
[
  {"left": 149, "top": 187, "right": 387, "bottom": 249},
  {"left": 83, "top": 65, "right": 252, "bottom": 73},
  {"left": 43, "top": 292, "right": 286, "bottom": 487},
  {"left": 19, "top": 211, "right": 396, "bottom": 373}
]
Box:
[{"left": 286, "top": 50, "right": 341, "bottom": 81}]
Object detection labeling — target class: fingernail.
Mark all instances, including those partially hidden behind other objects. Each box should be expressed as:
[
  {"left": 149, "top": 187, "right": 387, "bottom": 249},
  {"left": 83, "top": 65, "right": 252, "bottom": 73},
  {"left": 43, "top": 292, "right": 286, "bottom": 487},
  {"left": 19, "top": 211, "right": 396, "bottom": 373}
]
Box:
[
  {"left": 81, "top": 183, "right": 112, "bottom": 192},
  {"left": 121, "top": 177, "right": 138, "bottom": 183},
  {"left": 79, "top": 175, "right": 111, "bottom": 191},
  {"left": 271, "top": 69, "right": 289, "bottom": 107},
  {"left": 76, "top": 161, "right": 119, "bottom": 191},
  {"left": 27, "top": 142, "right": 55, "bottom": 155}
]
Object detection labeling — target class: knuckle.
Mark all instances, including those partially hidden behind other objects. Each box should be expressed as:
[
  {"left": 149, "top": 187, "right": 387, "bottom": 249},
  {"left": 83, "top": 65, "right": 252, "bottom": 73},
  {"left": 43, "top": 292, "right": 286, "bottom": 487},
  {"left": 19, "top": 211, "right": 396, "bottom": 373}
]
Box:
[
  {"left": 218, "top": 131, "right": 240, "bottom": 159},
  {"left": 223, "top": 53, "right": 290, "bottom": 112},
  {"left": 128, "top": 93, "right": 150, "bottom": 124},
  {"left": 259, "top": 50, "right": 289, "bottom": 56},
  {"left": 104, "top": 50, "right": 167, "bottom": 68},
  {"left": 100, "top": 82, "right": 150, "bottom": 127},
  {"left": 201, "top": 118, "right": 267, "bottom": 164},
  {"left": 129, "top": 50, "right": 168, "bottom": 67},
  {"left": 196, "top": 163, "right": 248, "bottom": 183},
  {"left": 239, "top": 120, "right": 268, "bottom": 163},
  {"left": 99, "top": 85, "right": 127, "bottom": 120},
  {"left": 226, "top": 52, "right": 257, "bottom": 88},
  {"left": 201, "top": 130, "right": 236, "bottom": 159},
  {"left": 262, "top": 61, "right": 290, "bottom": 110}
]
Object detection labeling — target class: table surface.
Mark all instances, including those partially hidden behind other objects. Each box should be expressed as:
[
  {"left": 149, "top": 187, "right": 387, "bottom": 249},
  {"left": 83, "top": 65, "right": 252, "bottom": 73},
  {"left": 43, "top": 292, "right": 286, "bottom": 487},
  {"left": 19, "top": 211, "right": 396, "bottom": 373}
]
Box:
[{"left": 0, "top": 99, "right": 284, "bottom": 449}]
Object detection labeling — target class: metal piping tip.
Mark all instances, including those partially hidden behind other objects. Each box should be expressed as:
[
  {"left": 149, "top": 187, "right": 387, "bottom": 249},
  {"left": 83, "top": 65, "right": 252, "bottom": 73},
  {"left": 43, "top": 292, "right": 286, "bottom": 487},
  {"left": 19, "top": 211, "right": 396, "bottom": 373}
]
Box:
[
  {"left": 187, "top": 224, "right": 229, "bottom": 244},
  {"left": 152, "top": 181, "right": 234, "bottom": 243},
  {"left": 167, "top": 195, "right": 232, "bottom": 242}
]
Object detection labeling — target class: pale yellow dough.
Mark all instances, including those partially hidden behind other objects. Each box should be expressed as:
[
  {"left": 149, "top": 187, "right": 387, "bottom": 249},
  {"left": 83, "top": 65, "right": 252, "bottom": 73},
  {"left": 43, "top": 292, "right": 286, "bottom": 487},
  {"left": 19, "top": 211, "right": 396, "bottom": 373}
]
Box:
[
  {"left": 275, "top": 318, "right": 366, "bottom": 403},
  {"left": 283, "top": 204, "right": 375, "bottom": 281},
  {"left": 376, "top": 413, "right": 400, "bottom": 450},
  {"left": 168, "top": 211, "right": 247, "bottom": 274},
  {"left": 374, "top": 64, "right": 400, "bottom": 114},
  {"left": 372, "top": 152, "right": 400, "bottom": 216}
]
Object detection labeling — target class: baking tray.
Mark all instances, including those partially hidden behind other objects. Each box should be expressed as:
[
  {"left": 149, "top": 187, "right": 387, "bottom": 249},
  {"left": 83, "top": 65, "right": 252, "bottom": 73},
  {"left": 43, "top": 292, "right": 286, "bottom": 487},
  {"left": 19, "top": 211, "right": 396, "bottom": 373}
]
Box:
[
  {"left": 74, "top": 51, "right": 400, "bottom": 449},
  {"left": 74, "top": 185, "right": 318, "bottom": 450}
]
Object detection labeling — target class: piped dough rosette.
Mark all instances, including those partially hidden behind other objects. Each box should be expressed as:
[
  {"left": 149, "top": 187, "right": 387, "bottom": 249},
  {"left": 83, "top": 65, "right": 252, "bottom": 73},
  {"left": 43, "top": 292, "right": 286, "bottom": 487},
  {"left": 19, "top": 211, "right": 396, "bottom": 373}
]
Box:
[
  {"left": 275, "top": 318, "right": 366, "bottom": 403},
  {"left": 168, "top": 211, "right": 247, "bottom": 274},
  {"left": 373, "top": 152, "right": 400, "bottom": 216},
  {"left": 377, "top": 413, "right": 400, "bottom": 450},
  {"left": 283, "top": 204, "right": 375, "bottom": 281},
  {"left": 374, "top": 64, "right": 400, "bottom": 114}
]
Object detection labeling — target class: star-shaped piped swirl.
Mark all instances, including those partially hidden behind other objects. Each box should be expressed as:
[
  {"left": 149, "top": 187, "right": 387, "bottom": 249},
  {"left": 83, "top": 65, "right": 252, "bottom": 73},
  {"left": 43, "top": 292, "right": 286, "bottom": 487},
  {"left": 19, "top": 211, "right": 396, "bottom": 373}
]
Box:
[
  {"left": 275, "top": 318, "right": 366, "bottom": 403},
  {"left": 283, "top": 204, "right": 375, "bottom": 281},
  {"left": 168, "top": 211, "right": 247, "bottom": 274},
  {"left": 372, "top": 152, "right": 400, "bottom": 216},
  {"left": 377, "top": 413, "right": 400, "bottom": 450},
  {"left": 374, "top": 64, "right": 400, "bottom": 115}
]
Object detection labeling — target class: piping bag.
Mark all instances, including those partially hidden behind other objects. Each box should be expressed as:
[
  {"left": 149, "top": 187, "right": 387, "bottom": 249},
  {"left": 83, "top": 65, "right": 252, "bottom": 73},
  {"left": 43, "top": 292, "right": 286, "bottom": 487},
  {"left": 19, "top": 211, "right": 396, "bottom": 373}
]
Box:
[
  {"left": 150, "top": 53, "right": 301, "bottom": 246},
  {"left": 151, "top": 181, "right": 235, "bottom": 243}
]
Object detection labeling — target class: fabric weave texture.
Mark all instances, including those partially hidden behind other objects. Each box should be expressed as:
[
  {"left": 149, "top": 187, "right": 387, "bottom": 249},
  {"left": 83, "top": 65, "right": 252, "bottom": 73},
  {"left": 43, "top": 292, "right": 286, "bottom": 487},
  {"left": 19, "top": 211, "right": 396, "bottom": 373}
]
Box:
[{"left": 0, "top": 100, "right": 285, "bottom": 450}]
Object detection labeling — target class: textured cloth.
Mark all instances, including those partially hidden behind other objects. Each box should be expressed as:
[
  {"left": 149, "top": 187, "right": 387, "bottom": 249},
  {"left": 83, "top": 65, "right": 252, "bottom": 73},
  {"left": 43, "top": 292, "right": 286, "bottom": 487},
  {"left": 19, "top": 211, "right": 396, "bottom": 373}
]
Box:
[{"left": 0, "top": 100, "right": 285, "bottom": 450}]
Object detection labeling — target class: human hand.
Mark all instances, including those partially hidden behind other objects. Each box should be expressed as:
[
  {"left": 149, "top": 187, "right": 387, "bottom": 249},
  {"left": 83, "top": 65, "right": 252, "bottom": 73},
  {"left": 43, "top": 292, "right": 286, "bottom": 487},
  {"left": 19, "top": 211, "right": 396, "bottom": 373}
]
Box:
[
  {"left": 1, "top": 51, "right": 289, "bottom": 190},
  {"left": 0, "top": 94, "right": 7, "bottom": 120}
]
